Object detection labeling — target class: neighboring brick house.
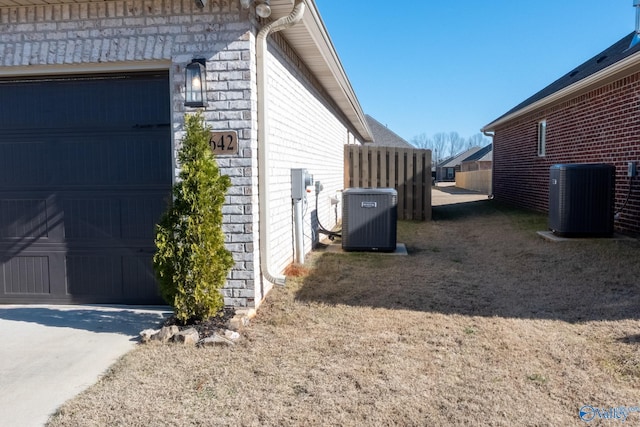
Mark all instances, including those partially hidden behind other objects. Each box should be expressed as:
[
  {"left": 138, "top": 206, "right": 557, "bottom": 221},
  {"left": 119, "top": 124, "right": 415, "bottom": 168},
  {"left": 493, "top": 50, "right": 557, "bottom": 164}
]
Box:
[
  {"left": 482, "top": 20, "right": 640, "bottom": 234},
  {"left": 0, "top": 0, "right": 372, "bottom": 308}
]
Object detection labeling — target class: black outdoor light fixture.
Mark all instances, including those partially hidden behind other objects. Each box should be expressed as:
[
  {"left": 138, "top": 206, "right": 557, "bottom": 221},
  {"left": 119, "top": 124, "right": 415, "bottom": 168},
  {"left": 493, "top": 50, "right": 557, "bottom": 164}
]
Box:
[
  {"left": 185, "top": 58, "right": 207, "bottom": 108},
  {"left": 194, "top": 0, "right": 207, "bottom": 8}
]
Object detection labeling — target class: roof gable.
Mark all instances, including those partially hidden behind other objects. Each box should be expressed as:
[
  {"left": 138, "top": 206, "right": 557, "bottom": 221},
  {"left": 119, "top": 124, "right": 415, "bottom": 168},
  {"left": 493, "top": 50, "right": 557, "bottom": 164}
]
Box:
[
  {"left": 439, "top": 146, "right": 484, "bottom": 168},
  {"left": 461, "top": 144, "right": 492, "bottom": 163},
  {"left": 365, "top": 115, "right": 413, "bottom": 148}
]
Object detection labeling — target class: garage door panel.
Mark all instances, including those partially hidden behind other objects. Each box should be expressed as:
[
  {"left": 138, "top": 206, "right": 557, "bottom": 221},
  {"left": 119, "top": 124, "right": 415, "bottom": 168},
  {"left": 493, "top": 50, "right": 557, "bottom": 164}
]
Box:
[
  {"left": 1, "top": 251, "right": 66, "bottom": 298},
  {"left": 66, "top": 254, "right": 122, "bottom": 296},
  {"left": 2, "top": 256, "right": 51, "bottom": 294},
  {"left": 63, "top": 198, "right": 121, "bottom": 240},
  {"left": 0, "top": 133, "right": 171, "bottom": 190},
  {"left": 121, "top": 196, "right": 168, "bottom": 240},
  {"left": 57, "top": 131, "right": 171, "bottom": 187},
  {"left": 0, "top": 72, "right": 170, "bottom": 304},
  {"left": 0, "top": 199, "right": 49, "bottom": 239},
  {"left": 0, "top": 75, "right": 170, "bottom": 131},
  {"left": 66, "top": 253, "right": 162, "bottom": 303},
  {"left": 0, "top": 140, "right": 52, "bottom": 187},
  {"left": 122, "top": 255, "right": 159, "bottom": 299}
]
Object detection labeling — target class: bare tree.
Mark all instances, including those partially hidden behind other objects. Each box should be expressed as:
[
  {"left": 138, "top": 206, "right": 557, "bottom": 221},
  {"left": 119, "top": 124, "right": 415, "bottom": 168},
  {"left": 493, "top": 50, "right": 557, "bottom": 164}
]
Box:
[
  {"left": 411, "top": 131, "right": 491, "bottom": 164},
  {"left": 432, "top": 132, "right": 448, "bottom": 163},
  {"left": 448, "top": 131, "right": 464, "bottom": 157},
  {"left": 411, "top": 133, "right": 432, "bottom": 150},
  {"left": 467, "top": 133, "right": 490, "bottom": 148}
]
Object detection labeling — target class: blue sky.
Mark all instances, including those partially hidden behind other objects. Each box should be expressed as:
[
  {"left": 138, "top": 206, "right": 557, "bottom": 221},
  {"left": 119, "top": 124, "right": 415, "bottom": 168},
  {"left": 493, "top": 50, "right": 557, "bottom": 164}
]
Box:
[{"left": 314, "top": 0, "right": 634, "bottom": 143}]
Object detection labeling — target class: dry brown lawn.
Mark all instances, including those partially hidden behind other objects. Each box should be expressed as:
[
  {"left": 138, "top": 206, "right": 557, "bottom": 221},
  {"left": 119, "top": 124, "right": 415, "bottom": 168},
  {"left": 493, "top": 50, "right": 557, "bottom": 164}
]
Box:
[{"left": 48, "top": 200, "right": 640, "bottom": 426}]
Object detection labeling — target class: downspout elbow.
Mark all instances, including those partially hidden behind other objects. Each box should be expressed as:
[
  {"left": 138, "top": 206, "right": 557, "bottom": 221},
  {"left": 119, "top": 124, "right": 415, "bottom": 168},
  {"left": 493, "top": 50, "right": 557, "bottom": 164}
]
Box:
[{"left": 257, "top": 0, "right": 306, "bottom": 287}]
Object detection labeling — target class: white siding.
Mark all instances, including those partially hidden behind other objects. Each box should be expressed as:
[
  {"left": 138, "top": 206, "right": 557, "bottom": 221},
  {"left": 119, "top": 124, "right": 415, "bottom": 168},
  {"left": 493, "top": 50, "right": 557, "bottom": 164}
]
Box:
[{"left": 262, "top": 34, "right": 351, "bottom": 279}]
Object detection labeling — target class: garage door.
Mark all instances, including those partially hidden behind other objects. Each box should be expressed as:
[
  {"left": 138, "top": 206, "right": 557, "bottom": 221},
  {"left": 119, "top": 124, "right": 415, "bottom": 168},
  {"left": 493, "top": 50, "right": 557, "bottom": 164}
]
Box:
[{"left": 0, "top": 72, "right": 171, "bottom": 304}]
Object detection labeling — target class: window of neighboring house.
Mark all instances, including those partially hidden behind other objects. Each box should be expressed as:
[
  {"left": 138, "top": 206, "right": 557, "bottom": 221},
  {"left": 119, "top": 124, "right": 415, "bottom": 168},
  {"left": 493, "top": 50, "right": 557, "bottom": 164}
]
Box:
[
  {"left": 447, "top": 168, "right": 454, "bottom": 179},
  {"left": 537, "top": 120, "right": 547, "bottom": 157}
]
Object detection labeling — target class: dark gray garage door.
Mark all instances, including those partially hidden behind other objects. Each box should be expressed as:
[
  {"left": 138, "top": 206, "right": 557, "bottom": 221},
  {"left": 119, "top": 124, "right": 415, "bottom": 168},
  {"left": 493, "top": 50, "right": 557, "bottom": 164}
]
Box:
[{"left": 0, "top": 72, "right": 171, "bottom": 304}]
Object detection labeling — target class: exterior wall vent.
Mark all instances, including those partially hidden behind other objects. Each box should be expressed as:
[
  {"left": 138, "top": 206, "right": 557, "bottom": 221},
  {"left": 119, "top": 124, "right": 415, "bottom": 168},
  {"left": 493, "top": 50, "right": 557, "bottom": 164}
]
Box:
[
  {"left": 342, "top": 188, "right": 397, "bottom": 252},
  {"left": 548, "top": 164, "right": 615, "bottom": 237}
]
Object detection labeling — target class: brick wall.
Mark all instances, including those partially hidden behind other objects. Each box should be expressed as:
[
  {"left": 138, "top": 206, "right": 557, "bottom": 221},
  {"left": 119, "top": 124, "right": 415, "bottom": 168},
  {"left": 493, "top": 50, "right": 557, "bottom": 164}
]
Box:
[
  {"left": 0, "top": 0, "right": 262, "bottom": 307},
  {"left": 264, "top": 33, "right": 353, "bottom": 283},
  {"left": 493, "top": 72, "right": 640, "bottom": 234}
]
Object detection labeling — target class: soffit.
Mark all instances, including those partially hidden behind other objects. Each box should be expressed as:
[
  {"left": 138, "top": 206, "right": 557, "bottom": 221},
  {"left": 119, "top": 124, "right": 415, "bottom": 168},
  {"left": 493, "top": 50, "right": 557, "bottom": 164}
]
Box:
[{"left": 269, "top": 0, "right": 372, "bottom": 141}]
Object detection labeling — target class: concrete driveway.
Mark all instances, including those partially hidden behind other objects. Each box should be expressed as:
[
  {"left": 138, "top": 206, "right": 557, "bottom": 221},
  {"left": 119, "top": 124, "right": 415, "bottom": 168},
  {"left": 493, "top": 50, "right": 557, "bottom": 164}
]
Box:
[
  {"left": 432, "top": 182, "right": 489, "bottom": 206},
  {"left": 0, "top": 304, "right": 171, "bottom": 427}
]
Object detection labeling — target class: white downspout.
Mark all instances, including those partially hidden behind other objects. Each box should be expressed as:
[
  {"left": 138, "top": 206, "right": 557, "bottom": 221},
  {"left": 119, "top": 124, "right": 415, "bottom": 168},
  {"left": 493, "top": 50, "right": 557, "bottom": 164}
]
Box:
[
  {"left": 482, "top": 130, "right": 495, "bottom": 198},
  {"left": 257, "top": 0, "right": 306, "bottom": 286}
]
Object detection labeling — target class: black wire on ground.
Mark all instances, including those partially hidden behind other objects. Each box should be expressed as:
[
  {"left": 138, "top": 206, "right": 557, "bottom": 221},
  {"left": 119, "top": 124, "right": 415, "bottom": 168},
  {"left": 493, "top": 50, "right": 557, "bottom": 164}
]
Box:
[{"left": 615, "top": 176, "right": 634, "bottom": 217}]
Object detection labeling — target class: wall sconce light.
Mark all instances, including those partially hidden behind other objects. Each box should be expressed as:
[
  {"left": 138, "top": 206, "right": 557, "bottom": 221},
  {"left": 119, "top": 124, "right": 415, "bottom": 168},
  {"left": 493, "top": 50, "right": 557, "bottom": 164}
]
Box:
[
  {"left": 239, "top": 0, "right": 271, "bottom": 17},
  {"left": 255, "top": 0, "right": 272, "bottom": 18},
  {"left": 185, "top": 59, "right": 208, "bottom": 108}
]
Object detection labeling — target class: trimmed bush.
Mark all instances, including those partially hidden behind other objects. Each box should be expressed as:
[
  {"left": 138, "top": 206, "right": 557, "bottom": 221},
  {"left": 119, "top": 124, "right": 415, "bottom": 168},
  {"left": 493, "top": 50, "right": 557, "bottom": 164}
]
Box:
[{"left": 153, "top": 112, "right": 234, "bottom": 322}]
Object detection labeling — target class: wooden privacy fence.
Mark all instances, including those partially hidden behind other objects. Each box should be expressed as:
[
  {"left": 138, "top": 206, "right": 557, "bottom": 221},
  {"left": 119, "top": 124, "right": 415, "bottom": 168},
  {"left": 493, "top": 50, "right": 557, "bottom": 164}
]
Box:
[
  {"left": 344, "top": 145, "right": 432, "bottom": 220},
  {"left": 456, "top": 170, "right": 492, "bottom": 194}
]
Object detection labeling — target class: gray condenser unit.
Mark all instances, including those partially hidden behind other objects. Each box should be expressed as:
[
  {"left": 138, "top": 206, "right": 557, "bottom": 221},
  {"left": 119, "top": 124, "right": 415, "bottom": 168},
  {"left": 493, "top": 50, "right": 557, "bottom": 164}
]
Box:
[
  {"left": 549, "top": 163, "right": 615, "bottom": 237},
  {"left": 342, "top": 188, "right": 397, "bottom": 252}
]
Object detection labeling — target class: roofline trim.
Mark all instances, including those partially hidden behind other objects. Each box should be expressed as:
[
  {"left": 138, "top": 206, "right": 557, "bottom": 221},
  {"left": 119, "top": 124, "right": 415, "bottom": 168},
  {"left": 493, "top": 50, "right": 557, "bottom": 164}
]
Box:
[{"left": 481, "top": 49, "right": 640, "bottom": 133}]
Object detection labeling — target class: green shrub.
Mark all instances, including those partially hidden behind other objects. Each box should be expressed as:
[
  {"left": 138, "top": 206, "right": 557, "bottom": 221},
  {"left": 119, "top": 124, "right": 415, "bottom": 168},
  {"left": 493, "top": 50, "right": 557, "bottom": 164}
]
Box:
[{"left": 153, "top": 112, "right": 234, "bottom": 322}]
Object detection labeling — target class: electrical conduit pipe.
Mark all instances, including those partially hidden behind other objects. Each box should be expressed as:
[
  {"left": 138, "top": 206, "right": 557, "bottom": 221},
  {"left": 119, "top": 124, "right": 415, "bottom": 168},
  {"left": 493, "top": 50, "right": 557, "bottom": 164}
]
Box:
[{"left": 257, "top": 0, "right": 306, "bottom": 286}]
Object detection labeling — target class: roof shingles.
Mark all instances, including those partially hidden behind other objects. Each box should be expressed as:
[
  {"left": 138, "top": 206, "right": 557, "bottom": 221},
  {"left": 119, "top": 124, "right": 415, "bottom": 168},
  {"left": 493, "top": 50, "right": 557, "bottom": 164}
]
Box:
[{"left": 365, "top": 115, "right": 414, "bottom": 148}]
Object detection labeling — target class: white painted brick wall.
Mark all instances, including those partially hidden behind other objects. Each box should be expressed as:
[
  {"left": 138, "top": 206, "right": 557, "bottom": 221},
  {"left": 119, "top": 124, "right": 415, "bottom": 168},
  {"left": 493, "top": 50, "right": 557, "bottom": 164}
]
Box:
[{"left": 263, "top": 36, "right": 353, "bottom": 277}]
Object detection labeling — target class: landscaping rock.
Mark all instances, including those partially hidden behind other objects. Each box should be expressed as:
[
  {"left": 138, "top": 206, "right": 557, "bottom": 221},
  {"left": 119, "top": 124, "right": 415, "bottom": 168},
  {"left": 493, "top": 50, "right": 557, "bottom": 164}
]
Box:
[
  {"left": 152, "top": 325, "right": 179, "bottom": 343},
  {"left": 140, "top": 329, "right": 159, "bottom": 343},
  {"left": 173, "top": 328, "right": 199, "bottom": 345},
  {"left": 224, "top": 329, "right": 241, "bottom": 342},
  {"left": 200, "top": 333, "right": 235, "bottom": 347}
]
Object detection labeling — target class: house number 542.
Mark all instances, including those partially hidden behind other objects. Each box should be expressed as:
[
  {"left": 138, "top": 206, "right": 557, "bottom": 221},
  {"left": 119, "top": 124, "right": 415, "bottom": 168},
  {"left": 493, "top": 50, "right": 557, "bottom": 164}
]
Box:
[{"left": 209, "top": 131, "right": 238, "bottom": 155}]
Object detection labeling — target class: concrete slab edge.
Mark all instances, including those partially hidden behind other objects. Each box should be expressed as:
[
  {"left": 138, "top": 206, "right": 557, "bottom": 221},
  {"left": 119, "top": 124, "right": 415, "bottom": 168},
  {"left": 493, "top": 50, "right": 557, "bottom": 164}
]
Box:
[
  {"left": 537, "top": 231, "right": 636, "bottom": 242},
  {"left": 323, "top": 243, "right": 409, "bottom": 255}
]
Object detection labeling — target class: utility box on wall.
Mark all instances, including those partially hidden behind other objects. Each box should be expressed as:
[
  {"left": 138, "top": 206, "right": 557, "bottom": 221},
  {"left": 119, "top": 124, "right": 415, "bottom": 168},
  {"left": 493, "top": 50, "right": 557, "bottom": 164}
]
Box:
[
  {"left": 291, "top": 168, "right": 313, "bottom": 200},
  {"left": 342, "top": 188, "right": 397, "bottom": 252},
  {"left": 549, "top": 163, "right": 615, "bottom": 237}
]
